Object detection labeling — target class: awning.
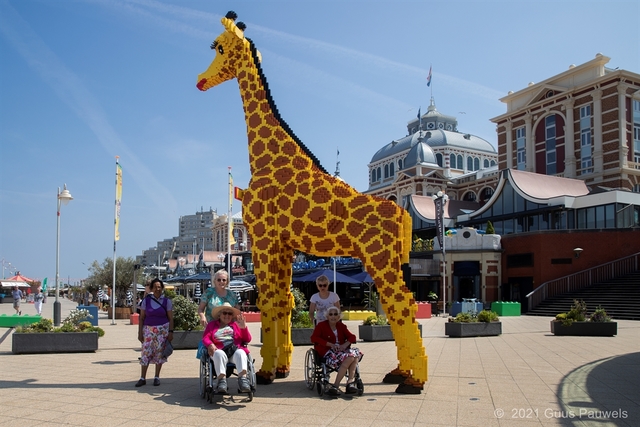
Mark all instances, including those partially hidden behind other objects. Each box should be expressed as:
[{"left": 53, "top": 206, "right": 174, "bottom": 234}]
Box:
[{"left": 0, "top": 280, "right": 31, "bottom": 288}]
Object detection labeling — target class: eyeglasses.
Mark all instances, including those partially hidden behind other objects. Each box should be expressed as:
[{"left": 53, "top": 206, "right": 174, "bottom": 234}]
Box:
[
  {"left": 221, "top": 311, "right": 234, "bottom": 316},
  {"left": 317, "top": 284, "right": 328, "bottom": 288},
  {"left": 327, "top": 313, "right": 339, "bottom": 317},
  {"left": 216, "top": 279, "right": 228, "bottom": 282}
]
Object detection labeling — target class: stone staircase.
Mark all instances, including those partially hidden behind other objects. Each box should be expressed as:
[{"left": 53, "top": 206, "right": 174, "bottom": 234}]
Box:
[{"left": 526, "top": 271, "right": 640, "bottom": 320}]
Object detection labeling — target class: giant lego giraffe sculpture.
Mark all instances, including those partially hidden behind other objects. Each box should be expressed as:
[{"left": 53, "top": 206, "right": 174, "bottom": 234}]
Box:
[{"left": 197, "top": 11, "right": 427, "bottom": 394}]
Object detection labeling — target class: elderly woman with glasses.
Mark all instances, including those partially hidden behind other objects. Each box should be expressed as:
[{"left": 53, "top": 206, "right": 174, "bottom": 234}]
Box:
[
  {"left": 198, "top": 269, "right": 239, "bottom": 326},
  {"left": 310, "top": 306, "right": 363, "bottom": 396},
  {"left": 202, "top": 302, "right": 252, "bottom": 394},
  {"left": 308, "top": 274, "right": 340, "bottom": 325}
]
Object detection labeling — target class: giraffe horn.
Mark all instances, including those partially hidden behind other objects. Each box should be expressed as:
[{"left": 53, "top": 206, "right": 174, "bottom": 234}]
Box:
[
  {"left": 225, "top": 11, "right": 237, "bottom": 20},
  {"left": 237, "top": 22, "right": 246, "bottom": 31}
]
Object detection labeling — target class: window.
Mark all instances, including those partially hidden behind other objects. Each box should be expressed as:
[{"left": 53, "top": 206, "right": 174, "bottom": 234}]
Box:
[
  {"left": 450, "top": 154, "right": 456, "bottom": 169},
  {"left": 516, "top": 127, "right": 526, "bottom": 170},
  {"left": 483, "top": 159, "right": 489, "bottom": 168},
  {"left": 467, "top": 156, "right": 473, "bottom": 171},
  {"left": 384, "top": 164, "right": 389, "bottom": 178},
  {"left": 473, "top": 157, "right": 480, "bottom": 171},
  {"left": 398, "top": 159, "right": 403, "bottom": 170},
  {"left": 457, "top": 155, "right": 463, "bottom": 169},
  {"left": 463, "top": 192, "right": 476, "bottom": 201},
  {"left": 376, "top": 167, "right": 381, "bottom": 181},
  {"left": 389, "top": 162, "right": 395, "bottom": 176},
  {"left": 580, "top": 105, "right": 593, "bottom": 174},
  {"left": 436, "top": 153, "right": 443, "bottom": 167},
  {"left": 371, "top": 169, "right": 376, "bottom": 183},
  {"left": 545, "top": 115, "right": 557, "bottom": 175}
]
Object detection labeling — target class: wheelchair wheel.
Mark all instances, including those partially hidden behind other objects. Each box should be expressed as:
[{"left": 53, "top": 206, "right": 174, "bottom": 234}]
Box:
[
  {"left": 317, "top": 381, "right": 324, "bottom": 396},
  {"left": 199, "top": 357, "right": 208, "bottom": 398},
  {"left": 355, "top": 378, "right": 364, "bottom": 396},
  {"left": 304, "top": 349, "right": 317, "bottom": 390}
]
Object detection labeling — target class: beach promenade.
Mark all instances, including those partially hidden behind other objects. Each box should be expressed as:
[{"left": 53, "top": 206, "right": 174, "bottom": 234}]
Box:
[{"left": 0, "top": 296, "right": 638, "bottom": 426}]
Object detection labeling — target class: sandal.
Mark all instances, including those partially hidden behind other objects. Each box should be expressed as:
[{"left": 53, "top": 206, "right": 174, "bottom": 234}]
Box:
[{"left": 345, "top": 382, "right": 358, "bottom": 394}]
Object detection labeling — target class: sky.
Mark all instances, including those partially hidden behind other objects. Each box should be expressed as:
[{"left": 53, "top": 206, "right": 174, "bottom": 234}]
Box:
[{"left": 1, "top": 0, "right": 638, "bottom": 285}]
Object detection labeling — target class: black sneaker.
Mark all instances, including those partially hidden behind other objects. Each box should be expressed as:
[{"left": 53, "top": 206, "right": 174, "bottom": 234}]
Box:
[
  {"left": 346, "top": 383, "right": 358, "bottom": 394},
  {"left": 153, "top": 378, "right": 160, "bottom": 386},
  {"left": 135, "top": 379, "right": 146, "bottom": 387}
]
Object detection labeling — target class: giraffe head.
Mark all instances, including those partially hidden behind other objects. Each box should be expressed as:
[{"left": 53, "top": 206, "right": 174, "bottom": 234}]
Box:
[{"left": 197, "top": 11, "right": 261, "bottom": 92}]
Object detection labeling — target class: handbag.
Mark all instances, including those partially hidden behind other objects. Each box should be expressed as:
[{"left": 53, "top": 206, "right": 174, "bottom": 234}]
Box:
[
  {"left": 222, "top": 342, "right": 238, "bottom": 358},
  {"left": 162, "top": 341, "right": 174, "bottom": 358}
]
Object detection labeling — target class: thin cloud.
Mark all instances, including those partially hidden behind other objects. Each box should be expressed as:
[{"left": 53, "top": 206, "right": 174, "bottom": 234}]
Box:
[
  {"left": 0, "top": 1, "right": 178, "bottom": 217},
  {"left": 91, "top": 0, "right": 503, "bottom": 103}
]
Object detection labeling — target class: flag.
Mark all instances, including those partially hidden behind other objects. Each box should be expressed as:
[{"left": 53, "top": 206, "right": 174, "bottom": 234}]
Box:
[
  {"left": 234, "top": 186, "right": 243, "bottom": 201},
  {"left": 426, "top": 65, "right": 432, "bottom": 87},
  {"left": 42, "top": 277, "right": 48, "bottom": 291},
  {"left": 114, "top": 160, "right": 122, "bottom": 241},
  {"left": 417, "top": 107, "right": 421, "bottom": 119},
  {"left": 337, "top": 148, "right": 340, "bottom": 156},
  {"left": 228, "top": 169, "right": 235, "bottom": 246}
]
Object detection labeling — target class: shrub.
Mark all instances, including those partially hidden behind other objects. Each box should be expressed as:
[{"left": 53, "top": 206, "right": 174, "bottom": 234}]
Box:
[
  {"left": 362, "top": 315, "right": 388, "bottom": 325},
  {"left": 292, "top": 311, "right": 314, "bottom": 328},
  {"left": 16, "top": 318, "right": 53, "bottom": 333},
  {"left": 163, "top": 288, "right": 177, "bottom": 299},
  {"left": 476, "top": 310, "right": 499, "bottom": 323},
  {"left": 450, "top": 312, "right": 474, "bottom": 323},
  {"left": 556, "top": 299, "right": 588, "bottom": 326},
  {"left": 291, "top": 287, "right": 309, "bottom": 327},
  {"left": 172, "top": 295, "right": 201, "bottom": 331},
  {"left": 590, "top": 306, "right": 612, "bottom": 323}
]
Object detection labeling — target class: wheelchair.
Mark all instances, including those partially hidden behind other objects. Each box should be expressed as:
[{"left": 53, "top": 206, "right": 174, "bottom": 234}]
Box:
[
  {"left": 304, "top": 348, "right": 364, "bottom": 397},
  {"left": 199, "top": 350, "right": 257, "bottom": 402}
]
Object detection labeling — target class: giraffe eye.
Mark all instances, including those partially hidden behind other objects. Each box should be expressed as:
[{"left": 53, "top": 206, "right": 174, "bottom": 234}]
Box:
[{"left": 218, "top": 45, "right": 224, "bottom": 55}]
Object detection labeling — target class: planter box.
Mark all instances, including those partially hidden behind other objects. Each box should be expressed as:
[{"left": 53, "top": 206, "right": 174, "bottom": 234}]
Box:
[
  {"left": 244, "top": 312, "right": 261, "bottom": 322},
  {"left": 342, "top": 310, "right": 375, "bottom": 321},
  {"left": 262, "top": 328, "right": 313, "bottom": 346},
  {"left": 0, "top": 314, "right": 41, "bottom": 328},
  {"left": 491, "top": 302, "right": 521, "bottom": 316},
  {"left": 550, "top": 321, "right": 617, "bottom": 336},
  {"left": 445, "top": 321, "right": 502, "bottom": 338},
  {"left": 171, "top": 330, "right": 203, "bottom": 349},
  {"left": 12, "top": 332, "right": 98, "bottom": 354},
  {"left": 358, "top": 324, "right": 423, "bottom": 342},
  {"left": 107, "top": 307, "right": 132, "bottom": 319},
  {"left": 416, "top": 303, "right": 432, "bottom": 319}
]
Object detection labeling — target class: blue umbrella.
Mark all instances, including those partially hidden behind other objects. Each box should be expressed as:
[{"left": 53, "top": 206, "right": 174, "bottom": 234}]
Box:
[
  {"left": 295, "top": 269, "right": 361, "bottom": 284},
  {"left": 351, "top": 271, "right": 374, "bottom": 283}
]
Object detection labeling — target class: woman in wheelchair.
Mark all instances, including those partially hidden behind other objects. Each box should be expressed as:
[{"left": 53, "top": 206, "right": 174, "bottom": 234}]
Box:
[
  {"left": 202, "top": 302, "right": 252, "bottom": 394},
  {"left": 310, "top": 306, "right": 363, "bottom": 396}
]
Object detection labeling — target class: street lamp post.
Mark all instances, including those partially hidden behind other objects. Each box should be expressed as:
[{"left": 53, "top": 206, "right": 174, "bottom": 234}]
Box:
[
  {"left": 54, "top": 184, "right": 73, "bottom": 326},
  {"left": 432, "top": 191, "right": 449, "bottom": 316}
]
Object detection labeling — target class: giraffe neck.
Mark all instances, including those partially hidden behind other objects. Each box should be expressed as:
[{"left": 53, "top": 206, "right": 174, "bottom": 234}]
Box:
[{"left": 235, "top": 39, "right": 328, "bottom": 175}]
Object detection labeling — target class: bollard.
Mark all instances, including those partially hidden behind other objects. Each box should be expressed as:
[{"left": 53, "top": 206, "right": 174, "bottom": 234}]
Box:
[{"left": 130, "top": 313, "right": 139, "bottom": 325}]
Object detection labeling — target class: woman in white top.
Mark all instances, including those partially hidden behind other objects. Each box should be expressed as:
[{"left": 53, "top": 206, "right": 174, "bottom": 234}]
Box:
[{"left": 308, "top": 275, "right": 340, "bottom": 325}]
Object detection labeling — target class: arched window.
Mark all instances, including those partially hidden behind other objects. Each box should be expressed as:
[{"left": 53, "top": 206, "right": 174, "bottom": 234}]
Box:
[
  {"left": 474, "top": 157, "right": 480, "bottom": 171},
  {"left": 436, "top": 153, "right": 443, "bottom": 167},
  {"left": 398, "top": 159, "right": 403, "bottom": 170},
  {"left": 384, "top": 164, "right": 389, "bottom": 178},
  {"left": 490, "top": 160, "right": 496, "bottom": 166},
  {"left": 389, "top": 162, "right": 395, "bottom": 176},
  {"left": 457, "top": 155, "right": 463, "bottom": 169},
  {"left": 467, "top": 156, "right": 473, "bottom": 171},
  {"left": 483, "top": 159, "right": 489, "bottom": 168},
  {"left": 450, "top": 154, "right": 456, "bottom": 168},
  {"left": 371, "top": 169, "right": 376, "bottom": 183},
  {"left": 480, "top": 187, "right": 494, "bottom": 203},
  {"left": 463, "top": 192, "right": 477, "bottom": 201},
  {"left": 376, "top": 167, "right": 381, "bottom": 181}
]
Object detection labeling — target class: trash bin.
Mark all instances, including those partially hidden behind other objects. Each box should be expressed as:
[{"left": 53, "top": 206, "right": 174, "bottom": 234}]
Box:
[
  {"left": 77, "top": 305, "right": 99, "bottom": 326},
  {"left": 461, "top": 298, "right": 478, "bottom": 315}
]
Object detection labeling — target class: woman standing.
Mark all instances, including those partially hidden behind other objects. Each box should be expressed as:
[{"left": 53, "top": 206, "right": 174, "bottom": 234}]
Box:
[
  {"left": 136, "top": 278, "right": 173, "bottom": 387},
  {"left": 309, "top": 275, "right": 340, "bottom": 325},
  {"left": 198, "top": 270, "right": 238, "bottom": 326},
  {"left": 310, "top": 306, "right": 363, "bottom": 396},
  {"left": 33, "top": 288, "right": 45, "bottom": 315},
  {"left": 202, "top": 302, "right": 252, "bottom": 393}
]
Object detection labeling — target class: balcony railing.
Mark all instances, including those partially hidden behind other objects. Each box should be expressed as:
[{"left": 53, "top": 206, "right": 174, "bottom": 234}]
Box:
[{"left": 526, "top": 252, "right": 640, "bottom": 311}]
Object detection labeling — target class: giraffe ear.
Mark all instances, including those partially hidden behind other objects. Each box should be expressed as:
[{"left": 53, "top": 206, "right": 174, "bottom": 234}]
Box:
[{"left": 255, "top": 49, "right": 262, "bottom": 64}]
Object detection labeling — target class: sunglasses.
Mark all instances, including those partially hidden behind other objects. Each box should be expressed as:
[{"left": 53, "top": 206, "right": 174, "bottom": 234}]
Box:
[
  {"left": 317, "top": 284, "right": 328, "bottom": 288},
  {"left": 216, "top": 279, "right": 228, "bottom": 282},
  {"left": 221, "top": 311, "right": 234, "bottom": 316},
  {"left": 327, "top": 312, "right": 339, "bottom": 317}
]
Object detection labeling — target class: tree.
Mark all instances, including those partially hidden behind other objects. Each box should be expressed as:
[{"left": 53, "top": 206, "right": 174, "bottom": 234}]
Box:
[
  {"left": 86, "top": 257, "right": 137, "bottom": 307},
  {"left": 486, "top": 221, "right": 495, "bottom": 235}
]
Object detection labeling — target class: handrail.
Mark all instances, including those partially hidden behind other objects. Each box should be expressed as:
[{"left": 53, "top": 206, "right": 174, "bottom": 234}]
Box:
[{"left": 526, "top": 252, "right": 640, "bottom": 311}]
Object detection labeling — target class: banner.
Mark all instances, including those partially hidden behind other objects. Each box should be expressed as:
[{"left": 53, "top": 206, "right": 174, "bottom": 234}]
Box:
[
  {"left": 434, "top": 196, "right": 443, "bottom": 249},
  {"left": 115, "top": 160, "right": 123, "bottom": 241}
]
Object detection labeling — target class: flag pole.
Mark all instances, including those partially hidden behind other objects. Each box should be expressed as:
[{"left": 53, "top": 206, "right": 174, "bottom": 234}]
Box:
[
  {"left": 112, "top": 156, "right": 122, "bottom": 325},
  {"left": 228, "top": 167, "right": 233, "bottom": 280}
]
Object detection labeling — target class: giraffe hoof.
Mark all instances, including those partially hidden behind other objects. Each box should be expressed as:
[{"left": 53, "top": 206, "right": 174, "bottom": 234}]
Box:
[
  {"left": 383, "top": 372, "right": 407, "bottom": 384},
  {"left": 275, "top": 371, "right": 290, "bottom": 379},
  {"left": 255, "top": 373, "right": 274, "bottom": 385},
  {"left": 395, "top": 383, "right": 422, "bottom": 394}
]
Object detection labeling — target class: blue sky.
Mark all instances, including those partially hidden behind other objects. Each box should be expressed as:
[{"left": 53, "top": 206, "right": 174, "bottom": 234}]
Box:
[{"left": 1, "top": 0, "right": 638, "bottom": 284}]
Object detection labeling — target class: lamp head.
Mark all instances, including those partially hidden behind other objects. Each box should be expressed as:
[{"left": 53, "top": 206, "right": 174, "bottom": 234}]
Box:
[
  {"left": 59, "top": 184, "right": 73, "bottom": 205},
  {"left": 573, "top": 248, "right": 583, "bottom": 258}
]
